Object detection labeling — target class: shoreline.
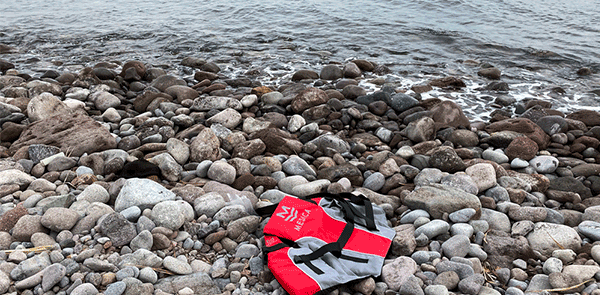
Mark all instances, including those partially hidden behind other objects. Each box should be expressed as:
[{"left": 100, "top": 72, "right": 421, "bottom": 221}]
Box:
[{"left": 0, "top": 56, "right": 600, "bottom": 295}]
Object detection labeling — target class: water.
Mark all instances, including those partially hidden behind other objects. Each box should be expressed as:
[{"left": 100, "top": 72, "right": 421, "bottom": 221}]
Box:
[{"left": 2, "top": 0, "right": 600, "bottom": 120}]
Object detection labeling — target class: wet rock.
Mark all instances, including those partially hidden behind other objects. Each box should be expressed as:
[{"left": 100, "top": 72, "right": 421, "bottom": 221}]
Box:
[
  {"left": 291, "top": 69, "right": 319, "bottom": 81},
  {"left": 485, "top": 118, "right": 550, "bottom": 150},
  {"left": 504, "top": 136, "right": 538, "bottom": 161},
  {"left": 478, "top": 67, "right": 501, "bottom": 80},
  {"left": 429, "top": 101, "right": 471, "bottom": 129}
]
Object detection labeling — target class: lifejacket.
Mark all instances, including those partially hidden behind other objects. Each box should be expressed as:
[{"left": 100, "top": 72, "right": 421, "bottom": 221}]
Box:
[{"left": 258, "top": 193, "right": 396, "bottom": 295}]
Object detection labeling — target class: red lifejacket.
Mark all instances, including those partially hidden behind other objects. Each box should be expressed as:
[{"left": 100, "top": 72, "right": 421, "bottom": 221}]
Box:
[{"left": 259, "top": 193, "right": 395, "bottom": 295}]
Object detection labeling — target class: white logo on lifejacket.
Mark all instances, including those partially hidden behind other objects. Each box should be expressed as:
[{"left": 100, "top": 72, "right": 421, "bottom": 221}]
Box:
[
  {"left": 276, "top": 206, "right": 298, "bottom": 222},
  {"left": 276, "top": 206, "right": 311, "bottom": 231}
]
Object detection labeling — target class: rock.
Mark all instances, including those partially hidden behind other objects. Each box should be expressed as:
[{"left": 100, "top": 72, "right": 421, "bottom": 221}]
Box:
[
  {"left": 291, "top": 179, "right": 331, "bottom": 197},
  {"left": 0, "top": 169, "right": 34, "bottom": 188},
  {"left": 485, "top": 118, "right": 550, "bottom": 150},
  {"left": 166, "top": 138, "right": 190, "bottom": 165},
  {"left": 206, "top": 108, "right": 242, "bottom": 129},
  {"left": 392, "top": 224, "right": 417, "bottom": 256},
  {"left": 307, "top": 134, "right": 351, "bottom": 154},
  {"left": 250, "top": 128, "right": 303, "bottom": 155},
  {"left": 508, "top": 207, "right": 547, "bottom": 222},
  {"left": 150, "top": 201, "right": 188, "bottom": 231},
  {"left": 478, "top": 67, "right": 501, "bottom": 79},
  {"left": 77, "top": 183, "right": 110, "bottom": 203},
  {"left": 405, "top": 117, "right": 435, "bottom": 143},
  {"left": 91, "top": 91, "right": 121, "bottom": 112},
  {"left": 429, "top": 101, "right": 470, "bottom": 129},
  {"left": 232, "top": 139, "right": 265, "bottom": 159},
  {"left": 464, "top": 163, "right": 497, "bottom": 192},
  {"left": 414, "top": 220, "right": 450, "bottom": 240},
  {"left": 163, "top": 256, "right": 193, "bottom": 275},
  {"left": 529, "top": 155, "right": 559, "bottom": 174},
  {"left": 165, "top": 85, "right": 198, "bottom": 102},
  {"left": 435, "top": 260, "right": 474, "bottom": 280},
  {"left": 363, "top": 172, "right": 385, "bottom": 191},
  {"left": 207, "top": 161, "right": 236, "bottom": 184},
  {"left": 189, "top": 128, "right": 221, "bottom": 162},
  {"left": 191, "top": 96, "right": 242, "bottom": 111},
  {"left": 441, "top": 234, "right": 470, "bottom": 258},
  {"left": 566, "top": 110, "right": 600, "bottom": 127},
  {"left": 482, "top": 149, "right": 509, "bottom": 164},
  {"left": 505, "top": 136, "right": 539, "bottom": 160},
  {"left": 115, "top": 178, "right": 176, "bottom": 212},
  {"left": 578, "top": 221, "right": 600, "bottom": 241},
  {"left": 429, "top": 76, "right": 466, "bottom": 88},
  {"left": 433, "top": 271, "right": 460, "bottom": 290},
  {"left": 480, "top": 208, "right": 511, "bottom": 232},
  {"left": 527, "top": 222, "right": 582, "bottom": 256},
  {"left": 458, "top": 274, "right": 485, "bottom": 295},
  {"left": 317, "top": 163, "right": 364, "bottom": 186},
  {"left": 320, "top": 65, "right": 343, "bottom": 80},
  {"left": 424, "top": 285, "right": 448, "bottom": 295},
  {"left": 27, "top": 92, "right": 72, "bottom": 122},
  {"left": 549, "top": 265, "right": 600, "bottom": 289},
  {"left": 155, "top": 272, "right": 220, "bottom": 295},
  {"left": 41, "top": 207, "right": 79, "bottom": 232},
  {"left": 291, "top": 87, "right": 328, "bottom": 113},
  {"left": 99, "top": 212, "right": 137, "bottom": 247},
  {"left": 10, "top": 113, "right": 117, "bottom": 157},
  {"left": 428, "top": 146, "right": 466, "bottom": 173},
  {"left": 291, "top": 69, "right": 319, "bottom": 81},
  {"left": 381, "top": 256, "right": 419, "bottom": 291},
  {"left": 12, "top": 214, "right": 46, "bottom": 241},
  {"left": 404, "top": 184, "right": 481, "bottom": 219},
  {"left": 386, "top": 93, "right": 419, "bottom": 113},
  {"left": 282, "top": 155, "right": 316, "bottom": 178}
]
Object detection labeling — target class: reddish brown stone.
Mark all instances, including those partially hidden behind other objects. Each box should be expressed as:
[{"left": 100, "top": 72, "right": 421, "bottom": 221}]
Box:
[
  {"left": 120, "top": 61, "right": 146, "bottom": 78},
  {"left": 231, "top": 174, "right": 255, "bottom": 191},
  {"left": 428, "top": 101, "right": 471, "bottom": 130},
  {"left": 485, "top": 118, "right": 550, "bottom": 150},
  {"left": 291, "top": 87, "right": 328, "bottom": 114},
  {"left": 428, "top": 76, "right": 466, "bottom": 88},
  {"left": 0, "top": 203, "right": 27, "bottom": 232},
  {"left": 505, "top": 136, "right": 539, "bottom": 160},
  {"left": 574, "top": 136, "right": 600, "bottom": 149},
  {"left": 10, "top": 114, "right": 117, "bottom": 157},
  {"left": 567, "top": 110, "right": 600, "bottom": 127},
  {"left": 251, "top": 86, "right": 273, "bottom": 97},
  {"left": 254, "top": 176, "right": 277, "bottom": 190}
]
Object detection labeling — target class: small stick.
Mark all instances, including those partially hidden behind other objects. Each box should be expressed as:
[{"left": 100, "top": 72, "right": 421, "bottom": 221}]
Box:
[{"left": 531, "top": 278, "right": 594, "bottom": 293}]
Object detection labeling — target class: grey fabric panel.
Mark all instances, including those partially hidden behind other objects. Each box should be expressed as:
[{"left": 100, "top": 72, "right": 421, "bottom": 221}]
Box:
[
  {"left": 288, "top": 237, "right": 386, "bottom": 291},
  {"left": 319, "top": 198, "right": 396, "bottom": 241}
]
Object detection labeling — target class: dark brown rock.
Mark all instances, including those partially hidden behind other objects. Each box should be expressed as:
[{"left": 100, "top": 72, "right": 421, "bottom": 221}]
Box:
[
  {"left": 320, "top": 65, "right": 343, "bottom": 80},
  {"left": 10, "top": 114, "right": 117, "bottom": 157},
  {"left": 428, "top": 76, "right": 466, "bottom": 88},
  {"left": 99, "top": 212, "right": 137, "bottom": 247},
  {"left": 341, "top": 85, "right": 367, "bottom": 100},
  {"left": 343, "top": 63, "right": 362, "bottom": 78},
  {"left": 429, "top": 101, "right": 471, "bottom": 130},
  {"left": 290, "top": 87, "right": 328, "bottom": 113},
  {"left": 351, "top": 60, "right": 375, "bottom": 72},
  {"left": 232, "top": 174, "right": 255, "bottom": 191},
  {"left": 232, "top": 139, "right": 266, "bottom": 159},
  {"left": 505, "top": 136, "right": 539, "bottom": 160},
  {"left": 194, "top": 71, "right": 219, "bottom": 81},
  {"left": 291, "top": 70, "right": 319, "bottom": 81},
  {"left": 133, "top": 91, "right": 173, "bottom": 113},
  {"left": 485, "top": 118, "right": 550, "bottom": 150},
  {"left": 165, "top": 85, "right": 199, "bottom": 102},
  {"left": 567, "top": 110, "right": 600, "bottom": 127},
  {"left": 0, "top": 203, "right": 27, "bottom": 232},
  {"left": 254, "top": 176, "right": 277, "bottom": 189},
  {"left": 427, "top": 146, "right": 466, "bottom": 173},
  {"left": 120, "top": 61, "right": 146, "bottom": 79},
  {"left": 483, "top": 230, "right": 534, "bottom": 269},
  {"left": 317, "top": 163, "right": 364, "bottom": 186},
  {"left": 0, "top": 122, "right": 26, "bottom": 142},
  {"left": 477, "top": 67, "right": 501, "bottom": 80},
  {"left": 250, "top": 128, "right": 303, "bottom": 155}
]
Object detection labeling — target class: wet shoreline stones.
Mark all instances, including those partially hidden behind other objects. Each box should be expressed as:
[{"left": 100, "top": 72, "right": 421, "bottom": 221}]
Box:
[{"left": 0, "top": 56, "right": 600, "bottom": 295}]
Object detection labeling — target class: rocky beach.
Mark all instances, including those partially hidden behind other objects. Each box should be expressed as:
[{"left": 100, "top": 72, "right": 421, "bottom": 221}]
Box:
[{"left": 0, "top": 49, "right": 600, "bottom": 295}]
